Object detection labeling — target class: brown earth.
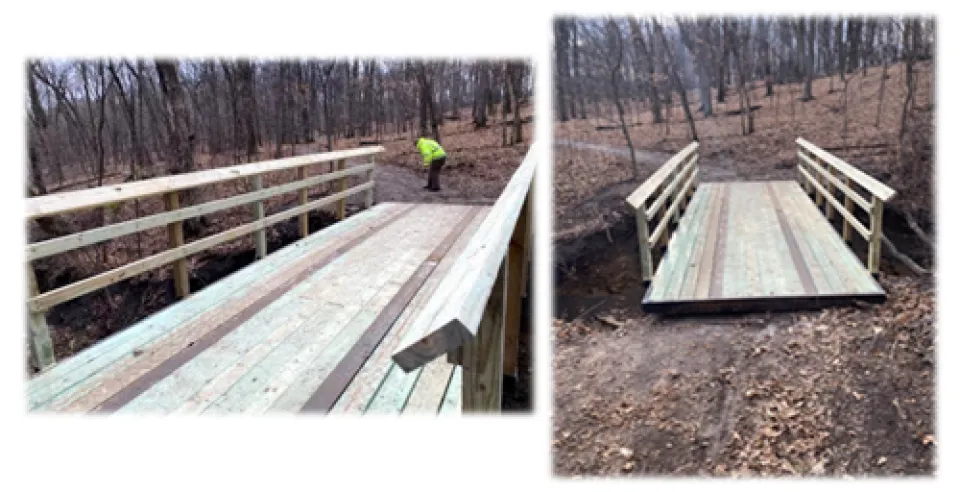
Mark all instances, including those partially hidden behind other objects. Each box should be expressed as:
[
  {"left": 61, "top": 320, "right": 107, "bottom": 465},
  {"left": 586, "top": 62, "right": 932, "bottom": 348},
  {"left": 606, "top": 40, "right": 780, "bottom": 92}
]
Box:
[{"left": 552, "top": 63, "right": 935, "bottom": 476}]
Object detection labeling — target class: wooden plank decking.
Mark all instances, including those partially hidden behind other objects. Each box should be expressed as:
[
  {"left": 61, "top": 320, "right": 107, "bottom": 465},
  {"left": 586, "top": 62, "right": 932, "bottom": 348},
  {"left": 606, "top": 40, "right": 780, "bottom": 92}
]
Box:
[
  {"left": 643, "top": 181, "right": 885, "bottom": 313},
  {"left": 27, "top": 202, "right": 488, "bottom": 414}
]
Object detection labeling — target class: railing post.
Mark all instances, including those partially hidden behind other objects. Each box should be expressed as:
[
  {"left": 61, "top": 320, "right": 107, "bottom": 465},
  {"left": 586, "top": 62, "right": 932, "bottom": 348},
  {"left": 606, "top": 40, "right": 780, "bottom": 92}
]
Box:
[
  {"left": 842, "top": 176, "right": 853, "bottom": 242},
  {"left": 813, "top": 156, "right": 825, "bottom": 209},
  {"left": 27, "top": 264, "right": 55, "bottom": 370},
  {"left": 250, "top": 175, "right": 267, "bottom": 258},
  {"left": 461, "top": 260, "right": 505, "bottom": 412},
  {"left": 164, "top": 191, "right": 191, "bottom": 298},
  {"left": 297, "top": 166, "right": 310, "bottom": 238},
  {"left": 336, "top": 159, "right": 347, "bottom": 220},
  {"left": 868, "top": 196, "right": 884, "bottom": 275},
  {"left": 825, "top": 165, "right": 837, "bottom": 220},
  {"left": 365, "top": 156, "right": 375, "bottom": 209},
  {"left": 799, "top": 149, "right": 812, "bottom": 195},
  {"left": 635, "top": 205, "right": 654, "bottom": 283},
  {"left": 503, "top": 189, "right": 530, "bottom": 379}
]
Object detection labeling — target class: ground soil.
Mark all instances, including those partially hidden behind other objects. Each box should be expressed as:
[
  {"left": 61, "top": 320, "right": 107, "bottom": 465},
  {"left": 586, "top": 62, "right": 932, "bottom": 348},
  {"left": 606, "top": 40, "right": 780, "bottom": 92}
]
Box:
[
  {"left": 30, "top": 104, "right": 533, "bottom": 411},
  {"left": 552, "top": 63, "right": 935, "bottom": 475}
]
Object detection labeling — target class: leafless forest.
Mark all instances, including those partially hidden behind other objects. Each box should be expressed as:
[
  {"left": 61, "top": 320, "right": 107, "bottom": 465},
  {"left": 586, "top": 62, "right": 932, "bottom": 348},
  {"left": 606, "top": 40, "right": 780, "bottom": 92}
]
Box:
[
  {"left": 553, "top": 16, "right": 935, "bottom": 477},
  {"left": 25, "top": 59, "right": 532, "bottom": 367},
  {"left": 554, "top": 17, "right": 933, "bottom": 245}
]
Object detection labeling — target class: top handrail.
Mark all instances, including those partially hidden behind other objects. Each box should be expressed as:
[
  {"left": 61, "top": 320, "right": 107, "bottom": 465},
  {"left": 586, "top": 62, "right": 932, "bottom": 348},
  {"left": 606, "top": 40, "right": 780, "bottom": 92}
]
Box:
[
  {"left": 796, "top": 138, "right": 896, "bottom": 202},
  {"left": 26, "top": 146, "right": 385, "bottom": 219},
  {"left": 390, "top": 142, "right": 538, "bottom": 372},
  {"left": 626, "top": 141, "right": 699, "bottom": 209}
]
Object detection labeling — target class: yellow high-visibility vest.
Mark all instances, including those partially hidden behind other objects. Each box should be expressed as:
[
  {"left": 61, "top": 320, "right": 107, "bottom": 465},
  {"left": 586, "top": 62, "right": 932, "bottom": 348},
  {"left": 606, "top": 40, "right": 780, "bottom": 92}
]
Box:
[{"left": 416, "top": 138, "right": 446, "bottom": 166}]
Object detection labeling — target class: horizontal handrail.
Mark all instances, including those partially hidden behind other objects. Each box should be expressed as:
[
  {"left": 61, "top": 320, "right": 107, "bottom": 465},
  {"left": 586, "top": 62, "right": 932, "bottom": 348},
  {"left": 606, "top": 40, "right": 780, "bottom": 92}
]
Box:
[
  {"left": 626, "top": 141, "right": 698, "bottom": 209},
  {"left": 28, "top": 181, "right": 373, "bottom": 313},
  {"left": 796, "top": 138, "right": 895, "bottom": 202},
  {"left": 798, "top": 166, "right": 870, "bottom": 239},
  {"left": 26, "top": 146, "right": 384, "bottom": 219},
  {"left": 26, "top": 147, "right": 381, "bottom": 370},
  {"left": 390, "top": 142, "right": 538, "bottom": 372},
  {"left": 27, "top": 164, "right": 375, "bottom": 261},
  {"left": 795, "top": 138, "right": 895, "bottom": 275},
  {"left": 625, "top": 142, "right": 700, "bottom": 282}
]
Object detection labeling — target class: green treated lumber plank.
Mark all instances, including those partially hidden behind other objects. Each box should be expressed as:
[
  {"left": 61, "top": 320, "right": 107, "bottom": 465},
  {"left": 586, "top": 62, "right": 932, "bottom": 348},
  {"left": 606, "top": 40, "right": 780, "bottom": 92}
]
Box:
[
  {"left": 390, "top": 145, "right": 537, "bottom": 372},
  {"left": 627, "top": 142, "right": 698, "bottom": 208},
  {"left": 29, "top": 181, "right": 374, "bottom": 313},
  {"left": 362, "top": 362, "right": 423, "bottom": 413},
  {"left": 27, "top": 147, "right": 385, "bottom": 219},
  {"left": 646, "top": 185, "right": 712, "bottom": 301},
  {"left": 796, "top": 138, "right": 896, "bottom": 202},
  {"left": 773, "top": 182, "right": 833, "bottom": 294},
  {"left": 27, "top": 203, "right": 402, "bottom": 410},
  {"left": 679, "top": 184, "right": 721, "bottom": 300},
  {"left": 782, "top": 182, "right": 881, "bottom": 293},
  {"left": 760, "top": 184, "right": 806, "bottom": 296},
  {"left": 403, "top": 359, "right": 456, "bottom": 413},
  {"left": 208, "top": 207, "right": 467, "bottom": 414},
  {"left": 121, "top": 217, "right": 423, "bottom": 414},
  {"left": 331, "top": 208, "right": 488, "bottom": 413},
  {"left": 777, "top": 183, "right": 849, "bottom": 294},
  {"left": 722, "top": 184, "right": 751, "bottom": 298},
  {"left": 692, "top": 184, "right": 723, "bottom": 299},
  {"left": 660, "top": 184, "right": 714, "bottom": 300},
  {"left": 439, "top": 366, "right": 462, "bottom": 414},
  {"left": 42, "top": 203, "right": 414, "bottom": 413},
  {"left": 27, "top": 164, "right": 377, "bottom": 262},
  {"left": 674, "top": 185, "right": 720, "bottom": 299},
  {"left": 754, "top": 184, "right": 793, "bottom": 296}
]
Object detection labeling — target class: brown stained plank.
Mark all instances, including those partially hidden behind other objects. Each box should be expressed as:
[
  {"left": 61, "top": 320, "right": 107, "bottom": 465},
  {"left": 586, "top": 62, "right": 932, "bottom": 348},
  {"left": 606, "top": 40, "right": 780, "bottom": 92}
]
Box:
[
  {"left": 765, "top": 183, "right": 817, "bottom": 295},
  {"left": 299, "top": 207, "right": 483, "bottom": 413},
  {"left": 773, "top": 182, "right": 834, "bottom": 293},
  {"left": 777, "top": 182, "right": 848, "bottom": 294},
  {"left": 707, "top": 185, "right": 732, "bottom": 298},
  {"left": 92, "top": 205, "right": 419, "bottom": 412},
  {"left": 692, "top": 184, "right": 723, "bottom": 299}
]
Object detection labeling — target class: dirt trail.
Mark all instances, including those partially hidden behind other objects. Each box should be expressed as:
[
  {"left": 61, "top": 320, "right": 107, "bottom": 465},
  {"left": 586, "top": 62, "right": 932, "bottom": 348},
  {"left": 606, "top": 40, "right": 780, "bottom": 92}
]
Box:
[{"left": 372, "top": 162, "right": 495, "bottom": 205}]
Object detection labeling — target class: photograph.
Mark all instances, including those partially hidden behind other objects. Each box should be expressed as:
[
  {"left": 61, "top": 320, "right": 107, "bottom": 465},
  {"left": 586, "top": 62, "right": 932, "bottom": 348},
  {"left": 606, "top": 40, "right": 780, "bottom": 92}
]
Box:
[
  {"left": 24, "top": 58, "right": 535, "bottom": 414},
  {"left": 551, "top": 16, "right": 935, "bottom": 475}
]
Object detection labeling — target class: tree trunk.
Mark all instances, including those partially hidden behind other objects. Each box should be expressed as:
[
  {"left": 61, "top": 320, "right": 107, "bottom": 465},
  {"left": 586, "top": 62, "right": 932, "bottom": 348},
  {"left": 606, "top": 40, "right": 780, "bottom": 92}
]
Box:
[
  {"left": 627, "top": 18, "right": 664, "bottom": 124},
  {"left": 653, "top": 18, "right": 699, "bottom": 141}
]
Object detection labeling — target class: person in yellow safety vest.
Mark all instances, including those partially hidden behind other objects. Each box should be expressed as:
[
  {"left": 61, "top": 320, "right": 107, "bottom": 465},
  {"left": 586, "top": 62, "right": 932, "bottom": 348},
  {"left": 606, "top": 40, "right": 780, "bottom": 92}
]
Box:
[{"left": 416, "top": 136, "right": 447, "bottom": 192}]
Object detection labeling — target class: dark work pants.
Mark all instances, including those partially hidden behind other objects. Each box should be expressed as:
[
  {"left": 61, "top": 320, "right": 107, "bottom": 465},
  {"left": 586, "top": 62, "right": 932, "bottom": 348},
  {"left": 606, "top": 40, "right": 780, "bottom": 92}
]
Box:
[{"left": 427, "top": 157, "right": 446, "bottom": 190}]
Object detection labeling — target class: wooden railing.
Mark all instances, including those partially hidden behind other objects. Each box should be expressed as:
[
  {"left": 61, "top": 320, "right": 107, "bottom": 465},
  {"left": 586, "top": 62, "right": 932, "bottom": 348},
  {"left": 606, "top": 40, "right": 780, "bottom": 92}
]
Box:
[
  {"left": 625, "top": 142, "right": 700, "bottom": 282},
  {"left": 25, "top": 146, "right": 383, "bottom": 370},
  {"left": 796, "top": 138, "right": 896, "bottom": 275},
  {"left": 390, "top": 143, "right": 537, "bottom": 412}
]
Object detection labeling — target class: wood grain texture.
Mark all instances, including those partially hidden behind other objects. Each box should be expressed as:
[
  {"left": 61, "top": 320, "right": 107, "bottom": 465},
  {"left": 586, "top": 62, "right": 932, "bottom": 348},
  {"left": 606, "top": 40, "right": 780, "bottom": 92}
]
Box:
[
  {"left": 28, "top": 182, "right": 374, "bottom": 312},
  {"left": 26, "top": 164, "right": 374, "bottom": 261},
  {"left": 26, "top": 146, "right": 384, "bottom": 219},
  {"left": 26, "top": 204, "right": 405, "bottom": 410},
  {"left": 797, "top": 138, "right": 896, "bottom": 202},
  {"left": 461, "top": 261, "right": 505, "bottom": 412},
  {"left": 164, "top": 192, "right": 190, "bottom": 299},
  {"left": 626, "top": 141, "right": 698, "bottom": 209},
  {"left": 643, "top": 181, "right": 884, "bottom": 313},
  {"left": 390, "top": 144, "right": 537, "bottom": 372}
]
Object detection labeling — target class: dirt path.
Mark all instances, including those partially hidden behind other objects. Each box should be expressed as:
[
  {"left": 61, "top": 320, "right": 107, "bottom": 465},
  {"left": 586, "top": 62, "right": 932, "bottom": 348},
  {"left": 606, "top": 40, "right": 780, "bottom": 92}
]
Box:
[{"left": 372, "top": 162, "right": 495, "bottom": 205}]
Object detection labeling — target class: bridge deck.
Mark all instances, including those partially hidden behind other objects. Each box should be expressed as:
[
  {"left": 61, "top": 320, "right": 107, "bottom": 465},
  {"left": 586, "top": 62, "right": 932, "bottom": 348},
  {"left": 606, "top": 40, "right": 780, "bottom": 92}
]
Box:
[
  {"left": 643, "top": 181, "right": 885, "bottom": 313},
  {"left": 27, "top": 202, "right": 488, "bottom": 414}
]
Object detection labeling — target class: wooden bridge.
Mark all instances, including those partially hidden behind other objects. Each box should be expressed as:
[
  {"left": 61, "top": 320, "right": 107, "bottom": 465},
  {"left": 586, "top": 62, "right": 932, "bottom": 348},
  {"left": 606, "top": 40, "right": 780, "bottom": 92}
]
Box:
[
  {"left": 26, "top": 144, "right": 535, "bottom": 414},
  {"left": 627, "top": 138, "right": 895, "bottom": 314}
]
